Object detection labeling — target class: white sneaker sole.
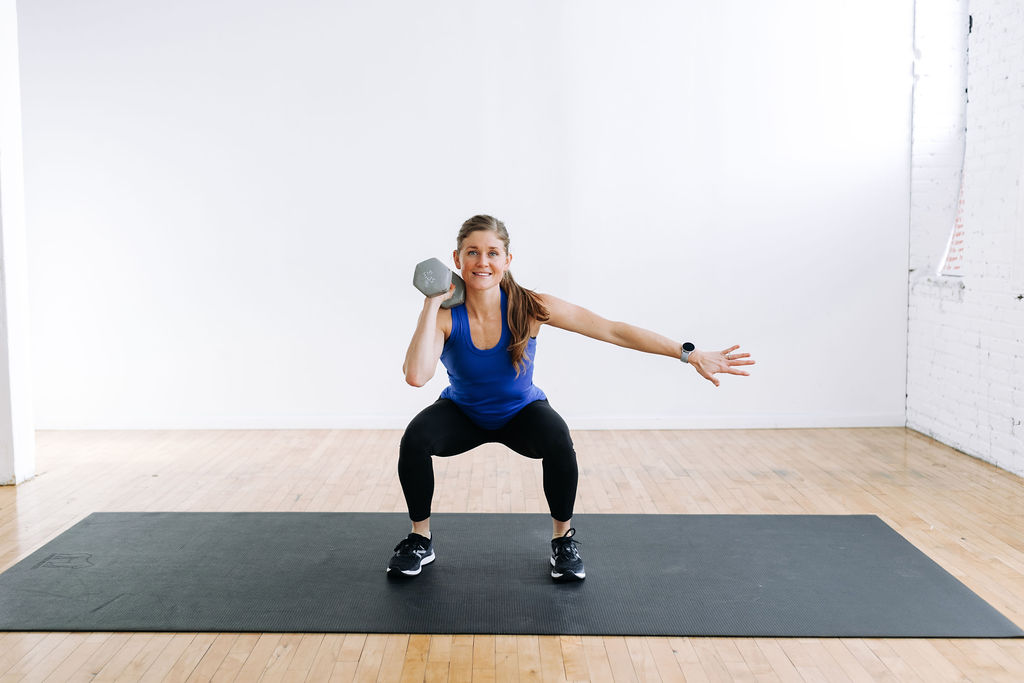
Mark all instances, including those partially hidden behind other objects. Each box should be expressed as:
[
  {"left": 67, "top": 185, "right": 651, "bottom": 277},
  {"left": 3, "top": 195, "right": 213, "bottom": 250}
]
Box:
[
  {"left": 387, "top": 551, "right": 435, "bottom": 576},
  {"left": 550, "top": 556, "right": 585, "bottom": 580}
]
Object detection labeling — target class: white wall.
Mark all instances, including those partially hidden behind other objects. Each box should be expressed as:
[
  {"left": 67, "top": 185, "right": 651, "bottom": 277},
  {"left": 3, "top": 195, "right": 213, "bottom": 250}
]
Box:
[
  {"left": 908, "top": 0, "right": 1024, "bottom": 476},
  {"left": 18, "top": 0, "right": 914, "bottom": 429},
  {"left": 0, "top": 0, "right": 35, "bottom": 483}
]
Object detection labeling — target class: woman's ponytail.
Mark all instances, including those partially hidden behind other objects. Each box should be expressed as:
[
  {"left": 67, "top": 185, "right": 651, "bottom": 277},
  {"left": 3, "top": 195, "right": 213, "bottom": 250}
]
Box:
[{"left": 501, "top": 271, "right": 549, "bottom": 376}]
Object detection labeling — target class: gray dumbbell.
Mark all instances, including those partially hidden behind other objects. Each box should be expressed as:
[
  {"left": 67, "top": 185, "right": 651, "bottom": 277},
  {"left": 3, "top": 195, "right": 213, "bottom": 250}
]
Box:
[{"left": 413, "top": 257, "right": 465, "bottom": 309}]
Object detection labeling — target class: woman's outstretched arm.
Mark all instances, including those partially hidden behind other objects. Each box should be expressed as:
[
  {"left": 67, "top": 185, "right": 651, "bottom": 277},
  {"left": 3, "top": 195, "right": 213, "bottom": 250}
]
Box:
[{"left": 539, "top": 294, "right": 755, "bottom": 387}]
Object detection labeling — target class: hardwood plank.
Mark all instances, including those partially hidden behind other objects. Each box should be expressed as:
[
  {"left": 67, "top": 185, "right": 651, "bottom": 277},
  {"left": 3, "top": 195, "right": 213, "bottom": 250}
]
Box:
[
  {"left": 495, "top": 635, "right": 520, "bottom": 683},
  {"left": 863, "top": 640, "right": 925, "bottom": 682},
  {"left": 258, "top": 633, "right": 305, "bottom": 682},
  {"left": 664, "top": 638, "right": 711, "bottom": 683},
  {"left": 40, "top": 633, "right": 114, "bottom": 683},
  {"left": 329, "top": 660, "right": 359, "bottom": 683},
  {"left": 306, "top": 634, "right": 346, "bottom": 682},
  {"left": 91, "top": 632, "right": 159, "bottom": 682},
  {"left": 775, "top": 639, "right": 829, "bottom": 683},
  {"left": 209, "top": 633, "right": 261, "bottom": 682},
  {"left": 74, "top": 633, "right": 135, "bottom": 683},
  {"left": 579, "top": 637, "right": 615, "bottom": 683},
  {"left": 750, "top": 640, "right": 802, "bottom": 683},
  {"left": 559, "top": 635, "right": 589, "bottom": 682},
  {"left": 644, "top": 638, "right": 685, "bottom": 682},
  {"left": 537, "top": 636, "right": 567, "bottom": 683},
  {"left": 473, "top": 634, "right": 496, "bottom": 674},
  {"left": 376, "top": 634, "right": 409, "bottom": 683},
  {"left": 889, "top": 639, "right": 967, "bottom": 682},
  {"left": 136, "top": 633, "right": 198, "bottom": 683},
  {"left": 232, "top": 633, "right": 283, "bottom": 682},
  {"left": 516, "top": 636, "right": 543, "bottom": 683},
  {"left": 159, "top": 633, "right": 217, "bottom": 683},
  {"left": 833, "top": 640, "right": 896, "bottom": 683},
  {"left": 13, "top": 632, "right": 88, "bottom": 683},
  {"left": 351, "top": 633, "right": 387, "bottom": 683},
  {"left": 688, "top": 639, "right": 733, "bottom": 682},
  {"left": 396, "top": 633, "right": 428, "bottom": 683},
  {"left": 338, "top": 633, "right": 368, "bottom": 663},
  {"left": 711, "top": 638, "right": 759, "bottom": 681},
  {"left": 600, "top": 637, "right": 637, "bottom": 683},
  {"left": 0, "top": 633, "right": 51, "bottom": 677},
  {"left": 284, "top": 634, "right": 327, "bottom": 681},
  {"left": 184, "top": 633, "right": 237, "bottom": 682},
  {"left": 449, "top": 634, "right": 474, "bottom": 683}
]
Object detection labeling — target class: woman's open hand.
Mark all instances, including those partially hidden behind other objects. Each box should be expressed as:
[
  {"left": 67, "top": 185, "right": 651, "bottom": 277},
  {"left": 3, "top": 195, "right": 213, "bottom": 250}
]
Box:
[{"left": 688, "top": 345, "right": 755, "bottom": 387}]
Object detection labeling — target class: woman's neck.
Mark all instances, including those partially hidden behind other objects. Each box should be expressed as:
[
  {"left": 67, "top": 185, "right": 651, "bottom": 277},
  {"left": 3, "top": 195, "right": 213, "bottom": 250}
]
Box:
[{"left": 465, "top": 285, "right": 503, "bottom": 322}]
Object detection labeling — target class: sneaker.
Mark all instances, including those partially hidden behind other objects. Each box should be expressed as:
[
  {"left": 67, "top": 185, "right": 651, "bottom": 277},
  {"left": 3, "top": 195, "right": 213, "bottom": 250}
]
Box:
[
  {"left": 387, "top": 533, "right": 435, "bottom": 577},
  {"left": 550, "top": 528, "right": 585, "bottom": 581}
]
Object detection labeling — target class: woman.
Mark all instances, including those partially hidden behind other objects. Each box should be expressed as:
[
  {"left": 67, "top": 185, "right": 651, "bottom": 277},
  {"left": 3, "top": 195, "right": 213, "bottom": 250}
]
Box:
[{"left": 389, "top": 215, "right": 755, "bottom": 581}]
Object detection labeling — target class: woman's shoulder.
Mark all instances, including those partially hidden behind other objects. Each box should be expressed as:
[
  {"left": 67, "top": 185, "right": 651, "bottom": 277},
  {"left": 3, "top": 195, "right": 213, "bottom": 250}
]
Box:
[
  {"left": 436, "top": 305, "right": 455, "bottom": 339},
  {"left": 533, "top": 293, "right": 612, "bottom": 337},
  {"left": 536, "top": 292, "right": 571, "bottom": 319},
  {"left": 531, "top": 292, "right": 565, "bottom": 336}
]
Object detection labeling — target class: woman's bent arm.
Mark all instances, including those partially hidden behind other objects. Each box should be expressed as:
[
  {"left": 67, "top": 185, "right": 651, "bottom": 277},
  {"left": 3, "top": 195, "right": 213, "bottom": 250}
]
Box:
[{"left": 403, "top": 299, "right": 448, "bottom": 387}]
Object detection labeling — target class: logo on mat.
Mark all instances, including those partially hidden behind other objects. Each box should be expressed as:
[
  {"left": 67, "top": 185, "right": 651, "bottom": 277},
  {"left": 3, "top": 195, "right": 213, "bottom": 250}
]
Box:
[{"left": 34, "top": 553, "right": 94, "bottom": 569}]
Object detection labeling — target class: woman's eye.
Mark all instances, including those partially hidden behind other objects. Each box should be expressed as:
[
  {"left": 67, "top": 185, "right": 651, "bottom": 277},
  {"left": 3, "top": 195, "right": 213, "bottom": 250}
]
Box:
[{"left": 489, "top": 251, "right": 499, "bottom": 257}]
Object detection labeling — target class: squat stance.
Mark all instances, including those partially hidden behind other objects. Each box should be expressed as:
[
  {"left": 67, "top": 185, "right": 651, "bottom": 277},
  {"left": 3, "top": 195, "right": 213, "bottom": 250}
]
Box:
[{"left": 389, "top": 215, "right": 755, "bottom": 581}]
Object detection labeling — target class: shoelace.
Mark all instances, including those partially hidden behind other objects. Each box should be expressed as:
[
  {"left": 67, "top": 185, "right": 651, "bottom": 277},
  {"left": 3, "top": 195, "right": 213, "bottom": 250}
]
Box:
[
  {"left": 553, "top": 532, "right": 581, "bottom": 560},
  {"left": 394, "top": 536, "right": 427, "bottom": 555}
]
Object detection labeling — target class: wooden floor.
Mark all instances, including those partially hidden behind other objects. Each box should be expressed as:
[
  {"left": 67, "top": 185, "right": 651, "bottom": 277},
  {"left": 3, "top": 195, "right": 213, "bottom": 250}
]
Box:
[{"left": 1, "top": 427, "right": 1023, "bottom": 681}]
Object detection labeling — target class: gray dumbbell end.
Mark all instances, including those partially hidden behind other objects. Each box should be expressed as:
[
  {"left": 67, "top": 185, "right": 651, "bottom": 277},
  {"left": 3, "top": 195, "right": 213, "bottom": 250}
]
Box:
[
  {"left": 413, "top": 257, "right": 451, "bottom": 297},
  {"left": 442, "top": 272, "right": 465, "bottom": 309},
  {"left": 413, "top": 257, "right": 466, "bottom": 308}
]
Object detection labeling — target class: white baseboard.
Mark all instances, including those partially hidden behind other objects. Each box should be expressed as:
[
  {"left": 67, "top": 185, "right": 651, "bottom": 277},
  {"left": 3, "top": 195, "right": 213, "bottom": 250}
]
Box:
[{"left": 36, "top": 413, "right": 908, "bottom": 431}]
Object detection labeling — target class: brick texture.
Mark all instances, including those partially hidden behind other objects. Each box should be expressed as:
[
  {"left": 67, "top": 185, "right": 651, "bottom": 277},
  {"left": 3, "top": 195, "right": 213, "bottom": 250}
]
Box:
[{"left": 908, "top": 0, "right": 1024, "bottom": 476}]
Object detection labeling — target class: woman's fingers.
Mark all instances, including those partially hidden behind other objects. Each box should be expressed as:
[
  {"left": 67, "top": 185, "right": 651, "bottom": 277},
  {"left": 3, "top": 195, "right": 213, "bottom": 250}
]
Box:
[
  {"left": 690, "top": 344, "right": 754, "bottom": 386},
  {"left": 720, "top": 346, "right": 754, "bottom": 365}
]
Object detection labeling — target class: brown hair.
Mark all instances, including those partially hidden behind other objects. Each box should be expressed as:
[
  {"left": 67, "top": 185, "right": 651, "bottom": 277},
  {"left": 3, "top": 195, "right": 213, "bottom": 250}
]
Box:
[{"left": 456, "top": 215, "right": 550, "bottom": 376}]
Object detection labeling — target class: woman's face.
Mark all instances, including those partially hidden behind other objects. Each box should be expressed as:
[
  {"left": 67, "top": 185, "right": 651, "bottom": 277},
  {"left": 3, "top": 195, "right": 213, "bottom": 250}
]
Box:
[{"left": 453, "top": 230, "right": 511, "bottom": 291}]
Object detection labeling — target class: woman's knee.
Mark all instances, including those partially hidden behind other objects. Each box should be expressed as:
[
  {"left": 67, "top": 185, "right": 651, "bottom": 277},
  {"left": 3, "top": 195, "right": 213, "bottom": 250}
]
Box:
[
  {"left": 399, "top": 421, "right": 434, "bottom": 466},
  {"left": 400, "top": 400, "right": 452, "bottom": 457},
  {"left": 505, "top": 400, "right": 577, "bottom": 464},
  {"left": 546, "top": 427, "right": 576, "bottom": 465},
  {"left": 535, "top": 419, "right": 577, "bottom": 472},
  {"left": 548, "top": 441, "right": 577, "bottom": 476},
  {"left": 537, "top": 406, "right": 577, "bottom": 463}
]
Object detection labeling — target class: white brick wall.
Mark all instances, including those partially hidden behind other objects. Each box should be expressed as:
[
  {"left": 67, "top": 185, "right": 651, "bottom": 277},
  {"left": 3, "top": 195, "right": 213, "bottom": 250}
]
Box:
[{"left": 908, "top": 0, "right": 1024, "bottom": 476}]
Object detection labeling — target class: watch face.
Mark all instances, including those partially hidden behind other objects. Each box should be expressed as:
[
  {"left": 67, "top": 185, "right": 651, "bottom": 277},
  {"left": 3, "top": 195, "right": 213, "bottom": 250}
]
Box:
[{"left": 682, "top": 342, "right": 695, "bottom": 352}]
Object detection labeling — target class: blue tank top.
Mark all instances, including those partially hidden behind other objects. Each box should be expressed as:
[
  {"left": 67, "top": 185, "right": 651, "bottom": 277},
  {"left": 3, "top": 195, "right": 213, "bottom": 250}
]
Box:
[{"left": 439, "top": 288, "right": 547, "bottom": 429}]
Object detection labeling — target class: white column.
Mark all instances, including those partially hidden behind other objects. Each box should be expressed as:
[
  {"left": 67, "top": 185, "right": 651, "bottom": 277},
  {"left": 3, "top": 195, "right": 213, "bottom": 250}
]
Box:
[{"left": 0, "top": 0, "right": 35, "bottom": 485}]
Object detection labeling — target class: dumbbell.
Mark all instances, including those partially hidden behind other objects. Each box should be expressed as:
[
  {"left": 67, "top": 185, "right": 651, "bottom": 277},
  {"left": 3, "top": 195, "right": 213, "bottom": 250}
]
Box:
[{"left": 413, "top": 258, "right": 465, "bottom": 309}]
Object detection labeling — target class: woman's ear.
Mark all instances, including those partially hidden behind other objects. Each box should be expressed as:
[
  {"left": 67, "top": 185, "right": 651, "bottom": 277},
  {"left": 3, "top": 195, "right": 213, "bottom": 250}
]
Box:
[{"left": 452, "top": 249, "right": 461, "bottom": 270}]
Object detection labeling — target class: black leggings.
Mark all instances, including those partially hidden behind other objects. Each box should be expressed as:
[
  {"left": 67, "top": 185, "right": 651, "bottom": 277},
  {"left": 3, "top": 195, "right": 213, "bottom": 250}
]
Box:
[{"left": 398, "top": 398, "right": 578, "bottom": 522}]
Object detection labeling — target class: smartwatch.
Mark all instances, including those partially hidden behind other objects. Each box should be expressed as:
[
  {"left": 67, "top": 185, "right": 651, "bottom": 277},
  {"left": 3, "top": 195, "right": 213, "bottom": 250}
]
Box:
[{"left": 680, "top": 342, "right": 695, "bottom": 363}]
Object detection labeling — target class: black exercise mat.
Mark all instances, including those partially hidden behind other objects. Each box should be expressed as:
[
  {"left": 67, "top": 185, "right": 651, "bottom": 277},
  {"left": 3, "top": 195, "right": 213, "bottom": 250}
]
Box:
[{"left": 0, "top": 512, "right": 1020, "bottom": 636}]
